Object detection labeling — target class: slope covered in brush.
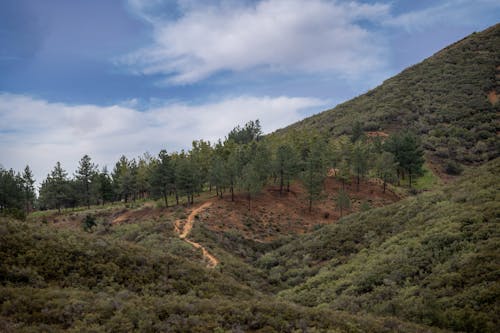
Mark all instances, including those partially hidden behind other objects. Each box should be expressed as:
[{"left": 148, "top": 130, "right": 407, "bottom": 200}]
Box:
[
  {"left": 273, "top": 24, "right": 500, "bottom": 167},
  {"left": 257, "top": 158, "right": 499, "bottom": 332}
]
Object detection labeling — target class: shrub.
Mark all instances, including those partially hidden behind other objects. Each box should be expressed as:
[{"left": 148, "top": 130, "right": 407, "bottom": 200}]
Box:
[{"left": 445, "top": 160, "right": 463, "bottom": 175}]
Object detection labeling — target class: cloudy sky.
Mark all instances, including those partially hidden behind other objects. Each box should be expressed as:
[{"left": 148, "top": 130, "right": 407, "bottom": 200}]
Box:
[{"left": 1, "top": 0, "right": 499, "bottom": 183}]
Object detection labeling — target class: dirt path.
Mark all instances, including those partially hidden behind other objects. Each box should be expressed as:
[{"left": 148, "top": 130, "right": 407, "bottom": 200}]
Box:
[{"left": 175, "top": 201, "right": 219, "bottom": 268}]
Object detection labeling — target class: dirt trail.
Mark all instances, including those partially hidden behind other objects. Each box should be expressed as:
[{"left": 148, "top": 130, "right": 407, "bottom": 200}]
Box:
[{"left": 175, "top": 201, "right": 219, "bottom": 268}]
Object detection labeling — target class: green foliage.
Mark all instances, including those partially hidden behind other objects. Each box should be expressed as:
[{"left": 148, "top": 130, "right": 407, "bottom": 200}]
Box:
[
  {"left": 274, "top": 24, "right": 500, "bottom": 168},
  {"left": 82, "top": 214, "right": 97, "bottom": 232},
  {"left": 268, "top": 158, "right": 500, "bottom": 332},
  {"left": 336, "top": 189, "right": 351, "bottom": 217},
  {"left": 226, "top": 119, "right": 262, "bottom": 144},
  {"left": 300, "top": 137, "right": 327, "bottom": 212},
  {"left": 445, "top": 159, "right": 463, "bottom": 175},
  {"left": 0, "top": 166, "right": 25, "bottom": 218}
]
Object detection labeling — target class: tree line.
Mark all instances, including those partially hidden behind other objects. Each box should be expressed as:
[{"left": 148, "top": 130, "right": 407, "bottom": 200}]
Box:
[{"left": 1, "top": 120, "right": 424, "bottom": 217}]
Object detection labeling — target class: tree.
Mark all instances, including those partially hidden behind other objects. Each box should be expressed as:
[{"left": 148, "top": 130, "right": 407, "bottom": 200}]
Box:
[
  {"left": 300, "top": 138, "right": 327, "bottom": 212},
  {"left": 336, "top": 158, "right": 351, "bottom": 190},
  {"left": 112, "top": 156, "right": 133, "bottom": 203},
  {"left": 351, "top": 121, "right": 365, "bottom": 143},
  {"left": 39, "top": 162, "right": 69, "bottom": 213},
  {"left": 239, "top": 142, "right": 270, "bottom": 210},
  {"left": 96, "top": 166, "right": 114, "bottom": 205},
  {"left": 176, "top": 152, "right": 197, "bottom": 205},
  {"left": 136, "top": 153, "right": 153, "bottom": 200},
  {"left": 226, "top": 120, "right": 262, "bottom": 144},
  {"left": 0, "top": 166, "right": 25, "bottom": 218},
  {"left": 151, "top": 150, "right": 174, "bottom": 207},
  {"left": 385, "top": 132, "right": 424, "bottom": 188},
  {"left": 75, "top": 154, "right": 97, "bottom": 208},
  {"left": 351, "top": 141, "right": 369, "bottom": 191},
  {"left": 240, "top": 163, "right": 262, "bottom": 210},
  {"left": 336, "top": 189, "right": 351, "bottom": 217},
  {"left": 209, "top": 154, "right": 226, "bottom": 198},
  {"left": 275, "top": 144, "right": 299, "bottom": 195},
  {"left": 375, "top": 152, "right": 398, "bottom": 193},
  {"left": 191, "top": 140, "right": 213, "bottom": 192},
  {"left": 21, "top": 165, "right": 36, "bottom": 213}
]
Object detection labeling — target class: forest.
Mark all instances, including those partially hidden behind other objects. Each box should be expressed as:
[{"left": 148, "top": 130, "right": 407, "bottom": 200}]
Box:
[{"left": 1, "top": 120, "right": 425, "bottom": 220}]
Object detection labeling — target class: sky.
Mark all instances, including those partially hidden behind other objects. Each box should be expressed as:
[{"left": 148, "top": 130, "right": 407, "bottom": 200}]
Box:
[{"left": 0, "top": 0, "right": 499, "bottom": 184}]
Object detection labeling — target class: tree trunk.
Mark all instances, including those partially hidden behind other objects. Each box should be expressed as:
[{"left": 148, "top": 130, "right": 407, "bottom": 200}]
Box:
[
  {"left": 356, "top": 173, "right": 360, "bottom": 192},
  {"left": 309, "top": 197, "right": 312, "bottom": 213},
  {"left": 231, "top": 184, "right": 234, "bottom": 202},
  {"left": 163, "top": 193, "right": 168, "bottom": 208},
  {"left": 279, "top": 168, "right": 284, "bottom": 195}
]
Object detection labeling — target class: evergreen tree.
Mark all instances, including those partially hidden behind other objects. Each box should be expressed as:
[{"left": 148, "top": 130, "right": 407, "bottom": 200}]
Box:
[
  {"left": 351, "top": 121, "right": 365, "bottom": 143},
  {"left": 209, "top": 154, "right": 226, "bottom": 198},
  {"left": 239, "top": 142, "right": 271, "bottom": 210},
  {"left": 336, "top": 189, "right": 351, "bottom": 217},
  {"left": 226, "top": 120, "right": 262, "bottom": 144},
  {"left": 351, "top": 141, "right": 369, "bottom": 191},
  {"left": 21, "top": 165, "right": 36, "bottom": 213},
  {"left": 300, "top": 138, "right": 327, "bottom": 212},
  {"left": 275, "top": 144, "right": 299, "bottom": 195},
  {"left": 40, "top": 162, "right": 69, "bottom": 213},
  {"left": 0, "top": 166, "right": 25, "bottom": 218},
  {"left": 112, "top": 156, "right": 133, "bottom": 202},
  {"left": 151, "top": 150, "right": 174, "bottom": 207},
  {"left": 336, "top": 158, "right": 351, "bottom": 190},
  {"left": 96, "top": 166, "right": 114, "bottom": 205},
  {"left": 136, "top": 153, "right": 153, "bottom": 199},
  {"left": 385, "top": 132, "right": 424, "bottom": 188},
  {"left": 75, "top": 154, "right": 97, "bottom": 208},
  {"left": 375, "top": 152, "right": 398, "bottom": 193}
]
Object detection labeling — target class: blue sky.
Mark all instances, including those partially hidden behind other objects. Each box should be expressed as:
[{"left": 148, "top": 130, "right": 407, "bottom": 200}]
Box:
[{"left": 0, "top": 0, "right": 499, "bottom": 183}]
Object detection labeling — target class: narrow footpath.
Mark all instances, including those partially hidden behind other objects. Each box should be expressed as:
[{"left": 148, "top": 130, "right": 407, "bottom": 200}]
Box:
[{"left": 174, "top": 201, "right": 219, "bottom": 268}]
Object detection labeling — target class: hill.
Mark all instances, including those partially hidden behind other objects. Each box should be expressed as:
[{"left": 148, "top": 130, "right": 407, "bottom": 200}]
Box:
[
  {"left": 259, "top": 158, "right": 499, "bottom": 332},
  {"left": 272, "top": 24, "right": 500, "bottom": 169},
  {"left": 1, "top": 212, "right": 443, "bottom": 332}
]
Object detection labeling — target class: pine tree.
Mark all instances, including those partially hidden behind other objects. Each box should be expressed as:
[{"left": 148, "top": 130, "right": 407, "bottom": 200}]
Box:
[
  {"left": 75, "top": 154, "right": 97, "bottom": 208},
  {"left": 96, "top": 166, "right": 114, "bottom": 205},
  {"left": 375, "top": 152, "right": 398, "bottom": 193},
  {"left": 351, "top": 141, "right": 369, "bottom": 191},
  {"left": 41, "top": 162, "right": 69, "bottom": 213},
  {"left": 336, "top": 189, "right": 351, "bottom": 217},
  {"left": 151, "top": 150, "right": 174, "bottom": 207},
  {"left": 300, "top": 138, "right": 327, "bottom": 212},
  {"left": 385, "top": 132, "right": 424, "bottom": 188},
  {"left": 21, "top": 165, "right": 36, "bottom": 213},
  {"left": 275, "top": 144, "right": 299, "bottom": 195}
]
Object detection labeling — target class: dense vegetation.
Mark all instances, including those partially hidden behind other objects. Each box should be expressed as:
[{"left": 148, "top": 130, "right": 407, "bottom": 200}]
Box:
[
  {"left": 2, "top": 120, "right": 424, "bottom": 219},
  {"left": 0, "top": 214, "right": 442, "bottom": 332},
  {"left": 260, "top": 159, "right": 499, "bottom": 332},
  {"left": 273, "top": 24, "right": 500, "bottom": 168},
  {"left": 1, "top": 25, "right": 499, "bottom": 333}
]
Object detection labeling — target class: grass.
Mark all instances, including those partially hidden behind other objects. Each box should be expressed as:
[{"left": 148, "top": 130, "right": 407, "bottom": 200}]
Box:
[{"left": 413, "top": 164, "right": 440, "bottom": 190}]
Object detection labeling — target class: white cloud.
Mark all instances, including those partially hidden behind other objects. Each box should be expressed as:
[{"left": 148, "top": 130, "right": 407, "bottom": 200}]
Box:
[
  {"left": 119, "top": 0, "right": 390, "bottom": 84},
  {"left": 0, "top": 93, "right": 325, "bottom": 184},
  {"left": 384, "top": 0, "right": 500, "bottom": 32}
]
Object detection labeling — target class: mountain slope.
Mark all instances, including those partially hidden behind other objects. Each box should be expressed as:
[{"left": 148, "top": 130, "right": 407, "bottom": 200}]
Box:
[
  {"left": 258, "top": 158, "right": 499, "bottom": 332},
  {"left": 272, "top": 24, "right": 500, "bottom": 167}
]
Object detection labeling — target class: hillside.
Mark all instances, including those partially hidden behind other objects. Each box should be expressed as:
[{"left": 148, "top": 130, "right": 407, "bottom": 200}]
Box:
[
  {"left": 259, "top": 158, "right": 499, "bottom": 332},
  {"left": 1, "top": 213, "right": 444, "bottom": 333},
  {"left": 1, "top": 23, "right": 500, "bottom": 333},
  {"left": 272, "top": 24, "right": 500, "bottom": 169}
]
